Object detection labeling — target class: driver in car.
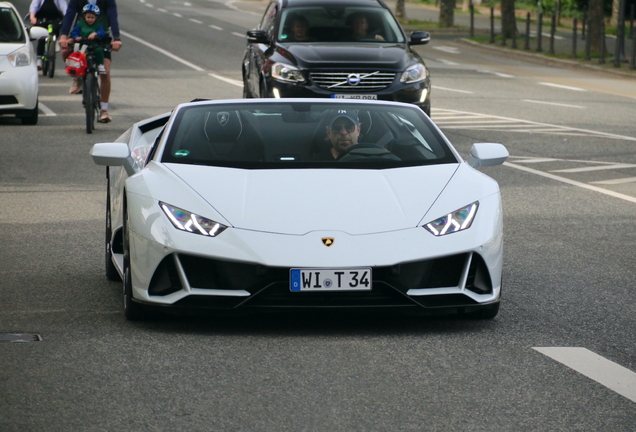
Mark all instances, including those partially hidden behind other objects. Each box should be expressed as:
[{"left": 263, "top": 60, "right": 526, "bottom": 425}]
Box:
[{"left": 314, "top": 110, "right": 361, "bottom": 160}]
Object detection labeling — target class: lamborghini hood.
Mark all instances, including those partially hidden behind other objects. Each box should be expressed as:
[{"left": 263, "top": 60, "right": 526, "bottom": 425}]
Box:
[{"left": 166, "top": 164, "right": 460, "bottom": 235}]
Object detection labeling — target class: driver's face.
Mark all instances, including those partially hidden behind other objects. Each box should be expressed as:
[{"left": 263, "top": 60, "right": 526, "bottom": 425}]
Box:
[{"left": 326, "top": 119, "right": 360, "bottom": 154}]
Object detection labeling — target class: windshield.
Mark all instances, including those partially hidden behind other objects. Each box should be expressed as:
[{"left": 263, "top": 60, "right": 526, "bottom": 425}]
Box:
[
  {"left": 278, "top": 6, "right": 405, "bottom": 43},
  {"left": 162, "top": 102, "right": 457, "bottom": 169},
  {"left": 0, "top": 7, "right": 25, "bottom": 43}
]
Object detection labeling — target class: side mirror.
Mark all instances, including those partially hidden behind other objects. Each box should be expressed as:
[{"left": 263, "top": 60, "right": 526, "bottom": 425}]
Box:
[
  {"left": 247, "top": 29, "right": 269, "bottom": 44},
  {"left": 410, "top": 31, "right": 430, "bottom": 45},
  {"left": 90, "top": 142, "right": 138, "bottom": 176},
  {"left": 29, "top": 26, "right": 49, "bottom": 41},
  {"left": 467, "top": 143, "right": 508, "bottom": 168}
]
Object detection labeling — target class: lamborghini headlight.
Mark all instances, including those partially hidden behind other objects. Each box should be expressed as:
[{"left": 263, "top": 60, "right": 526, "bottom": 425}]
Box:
[
  {"left": 424, "top": 202, "right": 478, "bottom": 236},
  {"left": 271, "top": 62, "right": 305, "bottom": 83},
  {"left": 160, "top": 202, "right": 227, "bottom": 237},
  {"left": 400, "top": 63, "right": 427, "bottom": 84}
]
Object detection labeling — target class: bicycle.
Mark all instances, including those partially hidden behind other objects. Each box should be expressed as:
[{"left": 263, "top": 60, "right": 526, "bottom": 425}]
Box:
[
  {"left": 69, "top": 38, "right": 111, "bottom": 134},
  {"left": 40, "top": 22, "right": 57, "bottom": 78}
]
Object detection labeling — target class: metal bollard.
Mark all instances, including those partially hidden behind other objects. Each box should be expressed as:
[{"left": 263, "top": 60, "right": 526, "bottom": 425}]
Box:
[
  {"left": 572, "top": 18, "right": 578, "bottom": 58},
  {"left": 614, "top": 0, "right": 626, "bottom": 66},
  {"left": 525, "top": 12, "right": 531, "bottom": 50},
  {"left": 631, "top": 33, "right": 636, "bottom": 69},
  {"left": 490, "top": 7, "right": 495, "bottom": 44},
  {"left": 537, "top": 13, "right": 543, "bottom": 52},
  {"left": 582, "top": 10, "right": 587, "bottom": 40},
  {"left": 549, "top": 12, "right": 556, "bottom": 54},
  {"left": 630, "top": 5, "right": 634, "bottom": 40},
  {"left": 470, "top": 3, "right": 474, "bottom": 38}
]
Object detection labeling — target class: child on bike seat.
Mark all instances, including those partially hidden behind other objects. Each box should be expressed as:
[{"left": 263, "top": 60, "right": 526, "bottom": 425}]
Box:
[{"left": 67, "top": 4, "right": 106, "bottom": 74}]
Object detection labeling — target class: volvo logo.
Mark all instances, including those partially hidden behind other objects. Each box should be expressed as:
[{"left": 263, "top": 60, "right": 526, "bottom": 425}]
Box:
[
  {"left": 347, "top": 74, "right": 361, "bottom": 86},
  {"left": 322, "top": 237, "right": 334, "bottom": 247}
]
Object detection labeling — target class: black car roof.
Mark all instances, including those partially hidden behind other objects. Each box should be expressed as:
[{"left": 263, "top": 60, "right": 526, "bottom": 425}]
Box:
[{"left": 281, "top": 0, "right": 388, "bottom": 9}]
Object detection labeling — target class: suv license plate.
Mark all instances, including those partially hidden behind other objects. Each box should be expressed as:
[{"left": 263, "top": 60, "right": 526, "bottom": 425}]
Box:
[
  {"left": 290, "top": 268, "right": 372, "bottom": 292},
  {"left": 332, "top": 94, "right": 377, "bottom": 100}
]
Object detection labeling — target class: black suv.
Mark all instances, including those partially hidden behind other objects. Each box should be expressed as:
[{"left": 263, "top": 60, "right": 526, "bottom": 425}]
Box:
[{"left": 242, "top": 0, "right": 432, "bottom": 116}]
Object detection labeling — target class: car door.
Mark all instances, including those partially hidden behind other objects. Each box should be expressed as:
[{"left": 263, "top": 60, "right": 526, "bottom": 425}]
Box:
[{"left": 251, "top": 2, "right": 279, "bottom": 96}]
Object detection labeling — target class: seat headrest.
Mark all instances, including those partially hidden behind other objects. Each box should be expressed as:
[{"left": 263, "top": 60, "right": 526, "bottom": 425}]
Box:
[{"left": 204, "top": 110, "right": 243, "bottom": 143}]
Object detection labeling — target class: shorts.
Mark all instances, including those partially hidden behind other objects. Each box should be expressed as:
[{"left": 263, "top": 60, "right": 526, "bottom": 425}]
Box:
[{"left": 104, "top": 45, "right": 112, "bottom": 61}]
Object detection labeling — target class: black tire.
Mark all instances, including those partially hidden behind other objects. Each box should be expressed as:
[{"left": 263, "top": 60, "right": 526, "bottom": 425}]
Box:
[
  {"left": 41, "top": 50, "right": 49, "bottom": 76},
  {"left": 47, "top": 36, "right": 56, "bottom": 78},
  {"left": 122, "top": 203, "right": 147, "bottom": 320},
  {"left": 20, "top": 102, "right": 39, "bottom": 125},
  {"left": 105, "top": 183, "right": 121, "bottom": 281},
  {"left": 84, "top": 74, "right": 95, "bottom": 134}
]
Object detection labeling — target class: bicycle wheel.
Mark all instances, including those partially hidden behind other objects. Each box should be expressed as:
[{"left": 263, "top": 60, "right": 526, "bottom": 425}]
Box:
[
  {"left": 84, "top": 74, "right": 95, "bottom": 134},
  {"left": 41, "top": 38, "right": 50, "bottom": 76},
  {"left": 47, "top": 35, "right": 56, "bottom": 78}
]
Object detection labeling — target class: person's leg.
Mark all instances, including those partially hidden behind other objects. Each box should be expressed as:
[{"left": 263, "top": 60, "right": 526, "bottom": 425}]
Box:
[{"left": 98, "top": 55, "right": 112, "bottom": 123}]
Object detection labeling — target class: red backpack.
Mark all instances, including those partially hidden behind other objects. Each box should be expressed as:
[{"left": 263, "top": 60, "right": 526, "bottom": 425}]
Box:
[{"left": 65, "top": 51, "right": 87, "bottom": 77}]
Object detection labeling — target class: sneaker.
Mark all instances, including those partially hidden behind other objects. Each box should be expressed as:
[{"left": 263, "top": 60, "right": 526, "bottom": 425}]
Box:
[
  {"left": 69, "top": 77, "right": 82, "bottom": 94},
  {"left": 98, "top": 110, "right": 111, "bottom": 123},
  {"left": 97, "top": 64, "right": 106, "bottom": 75},
  {"left": 37, "top": 58, "right": 42, "bottom": 71}
]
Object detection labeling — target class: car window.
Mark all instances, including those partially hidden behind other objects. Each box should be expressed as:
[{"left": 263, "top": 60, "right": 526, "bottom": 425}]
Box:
[
  {"left": 260, "top": 3, "right": 278, "bottom": 38},
  {"left": 278, "top": 6, "right": 405, "bottom": 43},
  {"left": 162, "top": 102, "right": 457, "bottom": 169},
  {"left": 0, "top": 7, "right": 26, "bottom": 43}
]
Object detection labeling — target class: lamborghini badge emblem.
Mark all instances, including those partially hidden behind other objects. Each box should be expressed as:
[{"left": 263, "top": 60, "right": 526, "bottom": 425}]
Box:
[
  {"left": 322, "top": 237, "right": 334, "bottom": 247},
  {"left": 217, "top": 112, "right": 230, "bottom": 126}
]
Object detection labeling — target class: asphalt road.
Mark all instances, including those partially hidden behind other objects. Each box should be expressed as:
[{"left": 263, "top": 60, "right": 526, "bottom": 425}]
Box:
[{"left": 1, "top": 0, "right": 636, "bottom": 431}]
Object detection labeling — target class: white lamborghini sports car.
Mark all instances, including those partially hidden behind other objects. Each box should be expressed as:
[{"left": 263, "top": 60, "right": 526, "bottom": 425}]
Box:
[{"left": 91, "top": 99, "right": 508, "bottom": 320}]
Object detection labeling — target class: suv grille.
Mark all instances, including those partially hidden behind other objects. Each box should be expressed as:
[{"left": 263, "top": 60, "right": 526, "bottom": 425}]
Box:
[{"left": 310, "top": 71, "right": 396, "bottom": 91}]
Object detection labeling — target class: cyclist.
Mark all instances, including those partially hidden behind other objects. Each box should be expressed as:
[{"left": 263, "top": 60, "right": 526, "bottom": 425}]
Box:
[
  {"left": 59, "top": 0, "right": 122, "bottom": 123},
  {"left": 29, "top": 0, "right": 68, "bottom": 70},
  {"left": 67, "top": 5, "right": 107, "bottom": 74}
]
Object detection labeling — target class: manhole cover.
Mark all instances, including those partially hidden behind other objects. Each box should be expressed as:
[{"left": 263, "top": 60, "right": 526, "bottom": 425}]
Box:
[{"left": 0, "top": 333, "right": 42, "bottom": 342}]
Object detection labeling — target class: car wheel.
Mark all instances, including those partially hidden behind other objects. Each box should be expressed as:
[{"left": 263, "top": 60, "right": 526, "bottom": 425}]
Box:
[
  {"left": 259, "top": 79, "right": 268, "bottom": 98},
  {"left": 105, "top": 183, "right": 121, "bottom": 281},
  {"left": 122, "top": 204, "right": 147, "bottom": 321},
  {"left": 20, "top": 103, "right": 39, "bottom": 125}
]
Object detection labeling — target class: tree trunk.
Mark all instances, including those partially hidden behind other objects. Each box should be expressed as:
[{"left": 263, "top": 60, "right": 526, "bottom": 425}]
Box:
[
  {"left": 439, "top": 0, "right": 455, "bottom": 27},
  {"left": 500, "top": 0, "right": 518, "bottom": 39},
  {"left": 395, "top": 0, "right": 407, "bottom": 20},
  {"left": 610, "top": 0, "right": 619, "bottom": 26},
  {"left": 587, "top": 0, "right": 605, "bottom": 52},
  {"left": 462, "top": 0, "right": 470, "bottom": 13}
]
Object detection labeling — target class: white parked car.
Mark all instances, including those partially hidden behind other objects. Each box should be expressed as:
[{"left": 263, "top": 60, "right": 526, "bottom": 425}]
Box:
[
  {"left": 0, "top": 2, "right": 47, "bottom": 125},
  {"left": 91, "top": 99, "right": 508, "bottom": 320}
]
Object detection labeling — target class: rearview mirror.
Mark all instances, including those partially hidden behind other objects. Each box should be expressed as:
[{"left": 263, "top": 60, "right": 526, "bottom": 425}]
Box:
[
  {"left": 467, "top": 143, "right": 508, "bottom": 168},
  {"left": 247, "top": 29, "right": 269, "bottom": 44},
  {"left": 410, "top": 31, "right": 430, "bottom": 45},
  {"left": 90, "top": 142, "right": 138, "bottom": 176},
  {"left": 29, "top": 26, "right": 49, "bottom": 41}
]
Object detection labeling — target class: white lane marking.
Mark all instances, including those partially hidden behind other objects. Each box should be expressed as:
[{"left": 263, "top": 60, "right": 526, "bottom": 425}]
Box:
[
  {"left": 184, "top": 2, "right": 192, "bottom": 5},
  {"left": 533, "top": 347, "right": 636, "bottom": 403},
  {"left": 592, "top": 177, "right": 636, "bottom": 185},
  {"left": 39, "top": 102, "right": 56, "bottom": 117},
  {"left": 432, "top": 108, "right": 636, "bottom": 141},
  {"left": 173, "top": 12, "right": 183, "bottom": 17},
  {"left": 190, "top": 19, "right": 203, "bottom": 24},
  {"left": 550, "top": 164, "right": 636, "bottom": 173},
  {"left": 208, "top": 73, "right": 242, "bottom": 87},
  {"left": 477, "top": 69, "right": 514, "bottom": 78},
  {"left": 209, "top": 25, "right": 223, "bottom": 31},
  {"left": 538, "top": 82, "right": 587, "bottom": 92},
  {"left": 523, "top": 99, "right": 585, "bottom": 109},
  {"left": 232, "top": 32, "right": 246, "bottom": 38},
  {"left": 437, "top": 59, "right": 459, "bottom": 65},
  {"left": 145, "top": 3, "right": 154, "bottom": 7},
  {"left": 225, "top": 0, "right": 263, "bottom": 16},
  {"left": 432, "top": 46, "right": 460, "bottom": 53},
  {"left": 511, "top": 158, "right": 558, "bottom": 163},
  {"left": 504, "top": 162, "right": 636, "bottom": 204},
  {"left": 432, "top": 86, "right": 473, "bottom": 94},
  {"left": 158, "top": 8, "right": 167, "bottom": 12},
  {"left": 119, "top": 30, "right": 205, "bottom": 71}
]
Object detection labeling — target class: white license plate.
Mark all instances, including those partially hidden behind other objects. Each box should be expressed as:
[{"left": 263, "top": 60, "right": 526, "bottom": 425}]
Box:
[
  {"left": 332, "top": 94, "right": 378, "bottom": 100},
  {"left": 290, "top": 268, "right": 372, "bottom": 292}
]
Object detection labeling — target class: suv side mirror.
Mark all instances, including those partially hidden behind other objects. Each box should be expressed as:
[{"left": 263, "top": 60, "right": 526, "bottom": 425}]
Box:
[
  {"left": 410, "top": 31, "right": 430, "bottom": 45},
  {"left": 247, "top": 29, "right": 270, "bottom": 44}
]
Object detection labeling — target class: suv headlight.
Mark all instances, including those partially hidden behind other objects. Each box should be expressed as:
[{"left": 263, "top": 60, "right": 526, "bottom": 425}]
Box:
[
  {"left": 423, "top": 202, "right": 478, "bottom": 236},
  {"left": 271, "top": 62, "right": 305, "bottom": 83},
  {"left": 8, "top": 46, "right": 32, "bottom": 67},
  {"left": 160, "top": 202, "right": 227, "bottom": 237},
  {"left": 400, "top": 64, "right": 427, "bottom": 84}
]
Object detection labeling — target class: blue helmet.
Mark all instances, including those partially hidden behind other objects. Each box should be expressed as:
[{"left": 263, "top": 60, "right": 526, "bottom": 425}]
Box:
[{"left": 82, "top": 4, "right": 101, "bottom": 15}]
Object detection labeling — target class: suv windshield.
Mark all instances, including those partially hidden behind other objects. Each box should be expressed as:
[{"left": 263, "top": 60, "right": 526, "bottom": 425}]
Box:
[
  {"left": 278, "top": 6, "right": 405, "bottom": 43},
  {"left": 162, "top": 102, "right": 456, "bottom": 169},
  {"left": 0, "top": 7, "right": 25, "bottom": 43}
]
